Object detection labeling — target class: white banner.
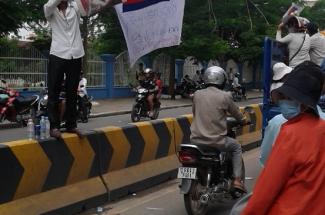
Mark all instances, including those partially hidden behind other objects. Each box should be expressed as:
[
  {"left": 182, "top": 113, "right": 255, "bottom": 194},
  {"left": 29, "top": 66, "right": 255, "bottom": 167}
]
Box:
[{"left": 114, "top": 0, "right": 185, "bottom": 66}]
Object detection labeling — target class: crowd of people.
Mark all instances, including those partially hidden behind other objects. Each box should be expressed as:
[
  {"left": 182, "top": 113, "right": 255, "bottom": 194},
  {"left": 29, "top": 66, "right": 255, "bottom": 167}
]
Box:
[
  {"left": 276, "top": 16, "right": 325, "bottom": 69},
  {"left": 231, "top": 15, "right": 325, "bottom": 214}
]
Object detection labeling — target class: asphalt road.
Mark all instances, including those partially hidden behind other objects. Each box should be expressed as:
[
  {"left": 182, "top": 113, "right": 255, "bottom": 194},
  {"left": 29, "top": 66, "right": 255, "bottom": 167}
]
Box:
[
  {"left": 0, "top": 98, "right": 261, "bottom": 143},
  {"left": 81, "top": 148, "right": 262, "bottom": 215}
]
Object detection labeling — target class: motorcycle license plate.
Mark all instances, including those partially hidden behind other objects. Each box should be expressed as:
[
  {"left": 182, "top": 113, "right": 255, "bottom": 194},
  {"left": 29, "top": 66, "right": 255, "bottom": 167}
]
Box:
[{"left": 177, "top": 167, "right": 197, "bottom": 179}]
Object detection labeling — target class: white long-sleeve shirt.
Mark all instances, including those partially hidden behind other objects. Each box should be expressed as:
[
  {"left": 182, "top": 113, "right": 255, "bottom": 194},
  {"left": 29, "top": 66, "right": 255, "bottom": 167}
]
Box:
[
  {"left": 276, "top": 31, "right": 310, "bottom": 68},
  {"left": 44, "top": 0, "right": 85, "bottom": 60}
]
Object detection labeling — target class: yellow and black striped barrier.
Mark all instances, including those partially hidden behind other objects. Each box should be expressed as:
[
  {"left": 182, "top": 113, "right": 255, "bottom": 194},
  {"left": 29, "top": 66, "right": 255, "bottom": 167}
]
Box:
[{"left": 0, "top": 104, "right": 263, "bottom": 215}]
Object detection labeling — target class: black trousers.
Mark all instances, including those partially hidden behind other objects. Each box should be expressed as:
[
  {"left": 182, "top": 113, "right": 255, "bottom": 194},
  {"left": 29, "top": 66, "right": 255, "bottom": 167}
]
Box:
[{"left": 47, "top": 55, "right": 81, "bottom": 130}]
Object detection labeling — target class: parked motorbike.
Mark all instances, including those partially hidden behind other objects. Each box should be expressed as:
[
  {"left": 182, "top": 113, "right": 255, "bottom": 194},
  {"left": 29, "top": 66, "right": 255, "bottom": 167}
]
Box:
[
  {"left": 0, "top": 79, "right": 39, "bottom": 125},
  {"left": 36, "top": 86, "right": 92, "bottom": 125},
  {"left": 177, "top": 78, "right": 205, "bottom": 98},
  {"left": 77, "top": 85, "right": 93, "bottom": 123},
  {"left": 178, "top": 107, "right": 253, "bottom": 215},
  {"left": 131, "top": 87, "right": 160, "bottom": 122}
]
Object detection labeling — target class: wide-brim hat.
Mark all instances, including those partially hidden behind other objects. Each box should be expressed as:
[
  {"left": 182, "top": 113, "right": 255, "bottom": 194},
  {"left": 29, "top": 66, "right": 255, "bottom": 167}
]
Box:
[
  {"left": 274, "top": 61, "right": 324, "bottom": 114},
  {"left": 270, "top": 82, "right": 284, "bottom": 92},
  {"left": 272, "top": 62, "right": 293, "bottom": 81}
]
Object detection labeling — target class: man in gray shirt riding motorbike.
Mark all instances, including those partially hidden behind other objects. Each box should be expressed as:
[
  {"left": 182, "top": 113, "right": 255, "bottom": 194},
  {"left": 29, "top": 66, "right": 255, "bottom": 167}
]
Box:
[{"left": 190, "top": 66, "right": 248, "bottom": 192}]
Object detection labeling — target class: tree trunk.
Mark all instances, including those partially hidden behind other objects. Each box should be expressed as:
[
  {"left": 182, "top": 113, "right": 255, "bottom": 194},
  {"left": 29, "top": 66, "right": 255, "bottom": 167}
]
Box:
[
  {"left": 168, "top": 57, "right": 176, "bottom": 100},
  {"left": 81, "top": 16, "right": 89, "bottom": 75}
]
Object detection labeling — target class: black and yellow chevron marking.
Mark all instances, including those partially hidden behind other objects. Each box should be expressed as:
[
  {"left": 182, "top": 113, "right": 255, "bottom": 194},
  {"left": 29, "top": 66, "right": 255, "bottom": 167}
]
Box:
[
  {"left": 96, "top": 119, "right": 175, "bottom": 173},
  {"left": 0, "top": 131, "right": 103, "bottom": 204},
  {"left": 0, "top": 104, "right": 263, "bottom": 206}
]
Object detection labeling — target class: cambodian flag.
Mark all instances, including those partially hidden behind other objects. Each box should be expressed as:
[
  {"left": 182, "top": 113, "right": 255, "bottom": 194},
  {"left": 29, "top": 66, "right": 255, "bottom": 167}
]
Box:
[{"left": 122, "top": 0, "right": 170, "bottom": 12}]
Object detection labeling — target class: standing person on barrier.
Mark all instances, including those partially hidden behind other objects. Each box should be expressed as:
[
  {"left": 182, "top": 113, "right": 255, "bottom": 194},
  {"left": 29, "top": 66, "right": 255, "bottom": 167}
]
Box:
[
  {"left": 242, "top": 61, "right": 325, "bottom": 215},
  {"left": 44, "top": 0, "right": 86, "bottom": 138},
  {"left": 190, "top": 66, "right": 248, "bottom": 193},
  {"left": 44, "top": 0, "right": 121, "bottom": 138}
]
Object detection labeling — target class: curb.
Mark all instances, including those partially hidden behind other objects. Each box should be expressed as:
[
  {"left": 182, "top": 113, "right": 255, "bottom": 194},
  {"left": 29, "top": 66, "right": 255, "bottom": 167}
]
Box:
[
  {"left": 90, "top": 96, "right": 263, "bottom": 118},
  {"left": 89, "top": 104, "right": 192, "bottom": 118}
]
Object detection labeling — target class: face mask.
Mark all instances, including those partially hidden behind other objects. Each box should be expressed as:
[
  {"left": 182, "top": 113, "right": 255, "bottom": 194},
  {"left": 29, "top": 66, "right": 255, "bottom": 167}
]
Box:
[{"left": 278, "top": 100, "right": 301, "bottom": 120}]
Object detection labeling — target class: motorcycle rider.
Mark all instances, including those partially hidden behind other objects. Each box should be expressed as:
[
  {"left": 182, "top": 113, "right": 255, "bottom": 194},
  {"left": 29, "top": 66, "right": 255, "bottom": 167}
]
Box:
[
  {"left": 190, "top": 66, "right": 248, "bottom": 192},
  {"left": 232, "top": 72, "right": 246, "bottom": 97},
  {"left": 154, "top": 72, "right": 163, "bottom": 100},
  {"left": 140, "top": 68, "right": 158, "bottom": 117}
]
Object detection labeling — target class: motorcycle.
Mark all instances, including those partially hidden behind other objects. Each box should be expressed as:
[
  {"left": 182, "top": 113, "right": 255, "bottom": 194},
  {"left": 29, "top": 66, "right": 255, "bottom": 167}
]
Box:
[
  {"left": 131, "top": 87, "right": 160, "bottom": 122},
  {"left": 77, "top": 85, "right": 93, "bottom": 123},
  {"left": 178, "top": 107, "right": 253, "bottom": 215},
  {"left": 177, "top": 78, "right": 204, "bottom": 98},
  {"left": 229, "top": 86, "right": 246, "bottom": 102},
  {"left": 0, "top": 79, "right": 39, "bottom": 126},
  {"left": 36, "top": 85, "right": 92, "bottom": 125}
]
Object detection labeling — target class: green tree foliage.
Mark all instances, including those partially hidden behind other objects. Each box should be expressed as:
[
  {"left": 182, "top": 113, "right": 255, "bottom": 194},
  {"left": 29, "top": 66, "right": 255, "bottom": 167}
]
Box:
[
  {"left": 0, "top": 0, "right": 46, "bottom": 36},
  {"left": 93, "top": 0, "right": 296, "bottom": 63},
  {"left": 301, "top": 0, "right": 325, "bottom": 29}
]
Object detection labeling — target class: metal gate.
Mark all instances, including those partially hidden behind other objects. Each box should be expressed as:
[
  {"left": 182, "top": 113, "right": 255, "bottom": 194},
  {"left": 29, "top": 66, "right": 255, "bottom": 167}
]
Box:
[{"left": 0, "top": 46, "right": 47, "bottom": 89}]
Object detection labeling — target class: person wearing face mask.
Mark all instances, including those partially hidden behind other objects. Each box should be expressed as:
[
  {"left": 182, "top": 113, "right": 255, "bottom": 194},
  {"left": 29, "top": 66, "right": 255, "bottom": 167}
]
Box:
[
  {"left": 259, "top": 62, "right": 325, "bottom": 167},
  {"left": 276, "top": 16, "right": 310, "bottom": 68},
  {"left": 242, "top": 61, "right": 325, "bottom": 215}
]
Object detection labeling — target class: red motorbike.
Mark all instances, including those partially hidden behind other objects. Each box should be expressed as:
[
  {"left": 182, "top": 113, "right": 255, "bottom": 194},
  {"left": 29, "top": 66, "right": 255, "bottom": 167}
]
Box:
[{"left": 0, "top": 80, "right": 39, "bottom": 126}]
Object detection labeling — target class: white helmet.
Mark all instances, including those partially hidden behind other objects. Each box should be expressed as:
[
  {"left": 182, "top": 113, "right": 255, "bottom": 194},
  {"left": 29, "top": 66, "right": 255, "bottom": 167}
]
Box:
[
  {"left": 144, "top": 68, "right": 153, "bottom": 74},
  {"left": 204, "top": 66, "right": 227, "bottom": 87}
]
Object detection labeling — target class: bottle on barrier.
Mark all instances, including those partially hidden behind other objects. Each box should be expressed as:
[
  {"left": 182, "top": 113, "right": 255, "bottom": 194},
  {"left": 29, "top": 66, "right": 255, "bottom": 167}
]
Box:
[
  {"left": 27, "top": 118, "right": 34, "bottom": 140},
  {"left": 40, "top": 116, "right": 46, "bottom": 140}
]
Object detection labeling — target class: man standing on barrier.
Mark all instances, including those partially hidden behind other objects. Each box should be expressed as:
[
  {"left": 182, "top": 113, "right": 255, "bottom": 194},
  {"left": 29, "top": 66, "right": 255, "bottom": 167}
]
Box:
[{"left": 44, "top": 0, "right": 120, "bottom": 138}]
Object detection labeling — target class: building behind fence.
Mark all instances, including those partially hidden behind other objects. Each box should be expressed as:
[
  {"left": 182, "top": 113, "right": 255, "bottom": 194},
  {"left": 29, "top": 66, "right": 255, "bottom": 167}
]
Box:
[{"left": 0, "top": 46, "right": 262, "bottom": 99}]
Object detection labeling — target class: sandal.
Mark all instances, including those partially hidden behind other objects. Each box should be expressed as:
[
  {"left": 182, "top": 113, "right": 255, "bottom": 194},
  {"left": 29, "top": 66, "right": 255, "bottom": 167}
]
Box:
[{"left": 232, "top": 181, "right": 247, "bottom": 193}]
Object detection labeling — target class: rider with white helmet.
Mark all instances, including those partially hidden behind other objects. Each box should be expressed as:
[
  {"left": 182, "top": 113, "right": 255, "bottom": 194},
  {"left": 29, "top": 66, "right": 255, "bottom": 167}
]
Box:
[
  {"left": 141, "top": 68, "right": 158, "bottom": 117},
  {"left": 190, "top": 66, "right": 248, "bottom": 192}
]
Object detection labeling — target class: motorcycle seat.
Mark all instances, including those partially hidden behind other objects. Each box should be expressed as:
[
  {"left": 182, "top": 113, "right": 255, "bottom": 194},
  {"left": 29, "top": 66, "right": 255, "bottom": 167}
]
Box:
[
  {"left": 181, "top": 143, "right": 221, "bottom": 156},
  {"left": 15, "top": 96, "right": 38, "bottom": 106}
]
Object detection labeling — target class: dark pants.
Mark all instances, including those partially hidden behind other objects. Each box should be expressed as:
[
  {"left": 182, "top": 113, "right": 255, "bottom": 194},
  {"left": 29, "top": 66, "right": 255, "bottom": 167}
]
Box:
[{"left": 47, "top": 55, "right": 81, "bottom": 130}]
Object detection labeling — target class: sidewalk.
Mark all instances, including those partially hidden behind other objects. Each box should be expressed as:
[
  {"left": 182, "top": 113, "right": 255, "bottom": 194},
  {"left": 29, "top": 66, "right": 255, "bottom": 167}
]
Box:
[{"left": 90, "top": 89, "right": 263, "bottom": 118}]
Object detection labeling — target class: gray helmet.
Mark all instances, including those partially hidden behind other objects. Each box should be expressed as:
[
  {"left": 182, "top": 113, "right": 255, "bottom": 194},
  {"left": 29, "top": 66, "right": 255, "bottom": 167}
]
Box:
[{"left": 204, "top": 66, "right": 227, "bottom": 86}]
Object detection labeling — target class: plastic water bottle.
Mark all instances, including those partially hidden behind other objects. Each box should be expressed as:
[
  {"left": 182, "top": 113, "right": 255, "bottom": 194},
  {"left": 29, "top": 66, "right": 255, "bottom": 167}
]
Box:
[
  {"left": 45, "top": 116, "right": 50, "bottom": 139},
  {"left": 27, "top": 119, "right": 34, "bottom": 140},
  {"left": 40, "top": 116, "right": 46, "bottom": 140}
]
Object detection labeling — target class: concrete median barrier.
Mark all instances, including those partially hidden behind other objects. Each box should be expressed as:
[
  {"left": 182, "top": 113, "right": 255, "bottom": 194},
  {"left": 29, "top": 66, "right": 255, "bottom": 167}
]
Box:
[{"left": 0, "top": 104, "right": 263, "bottom": 214}]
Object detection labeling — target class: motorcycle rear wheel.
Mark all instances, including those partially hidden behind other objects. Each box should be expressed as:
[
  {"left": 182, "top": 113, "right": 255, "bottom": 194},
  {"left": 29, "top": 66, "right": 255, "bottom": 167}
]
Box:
[
  {"left": 131, "top": 104, "right": 141, "bottom": 122},
  {"left": 184, "top": 181, "right": 208, "bottom": 215}
]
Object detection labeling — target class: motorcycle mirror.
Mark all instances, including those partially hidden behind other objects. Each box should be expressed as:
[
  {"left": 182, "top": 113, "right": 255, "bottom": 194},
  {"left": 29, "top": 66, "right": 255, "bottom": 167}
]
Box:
[{"left": 243, "top": 106, "right": 254, "bottom": 114}]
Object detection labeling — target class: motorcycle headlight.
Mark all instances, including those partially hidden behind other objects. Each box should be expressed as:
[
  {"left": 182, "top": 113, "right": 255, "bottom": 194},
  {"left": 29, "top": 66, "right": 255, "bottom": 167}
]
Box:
[
  {"left": 138, "top": 88, "right": 148, "bottom": 94},
  {"left": 138, "top": 94, "right": 144, "bottom": 99}
]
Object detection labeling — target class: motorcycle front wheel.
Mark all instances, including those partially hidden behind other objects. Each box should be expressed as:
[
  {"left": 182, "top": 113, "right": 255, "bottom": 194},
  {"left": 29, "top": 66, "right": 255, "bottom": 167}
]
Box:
[
  {"left": 131, "top": 104, "right": 141, "bottom": 122},
  {"left": 184, "top": 181, "right": 208, "bottom": 215},
  {"left": 150, "top": 105, "right": 160, "bottom": 120}
]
